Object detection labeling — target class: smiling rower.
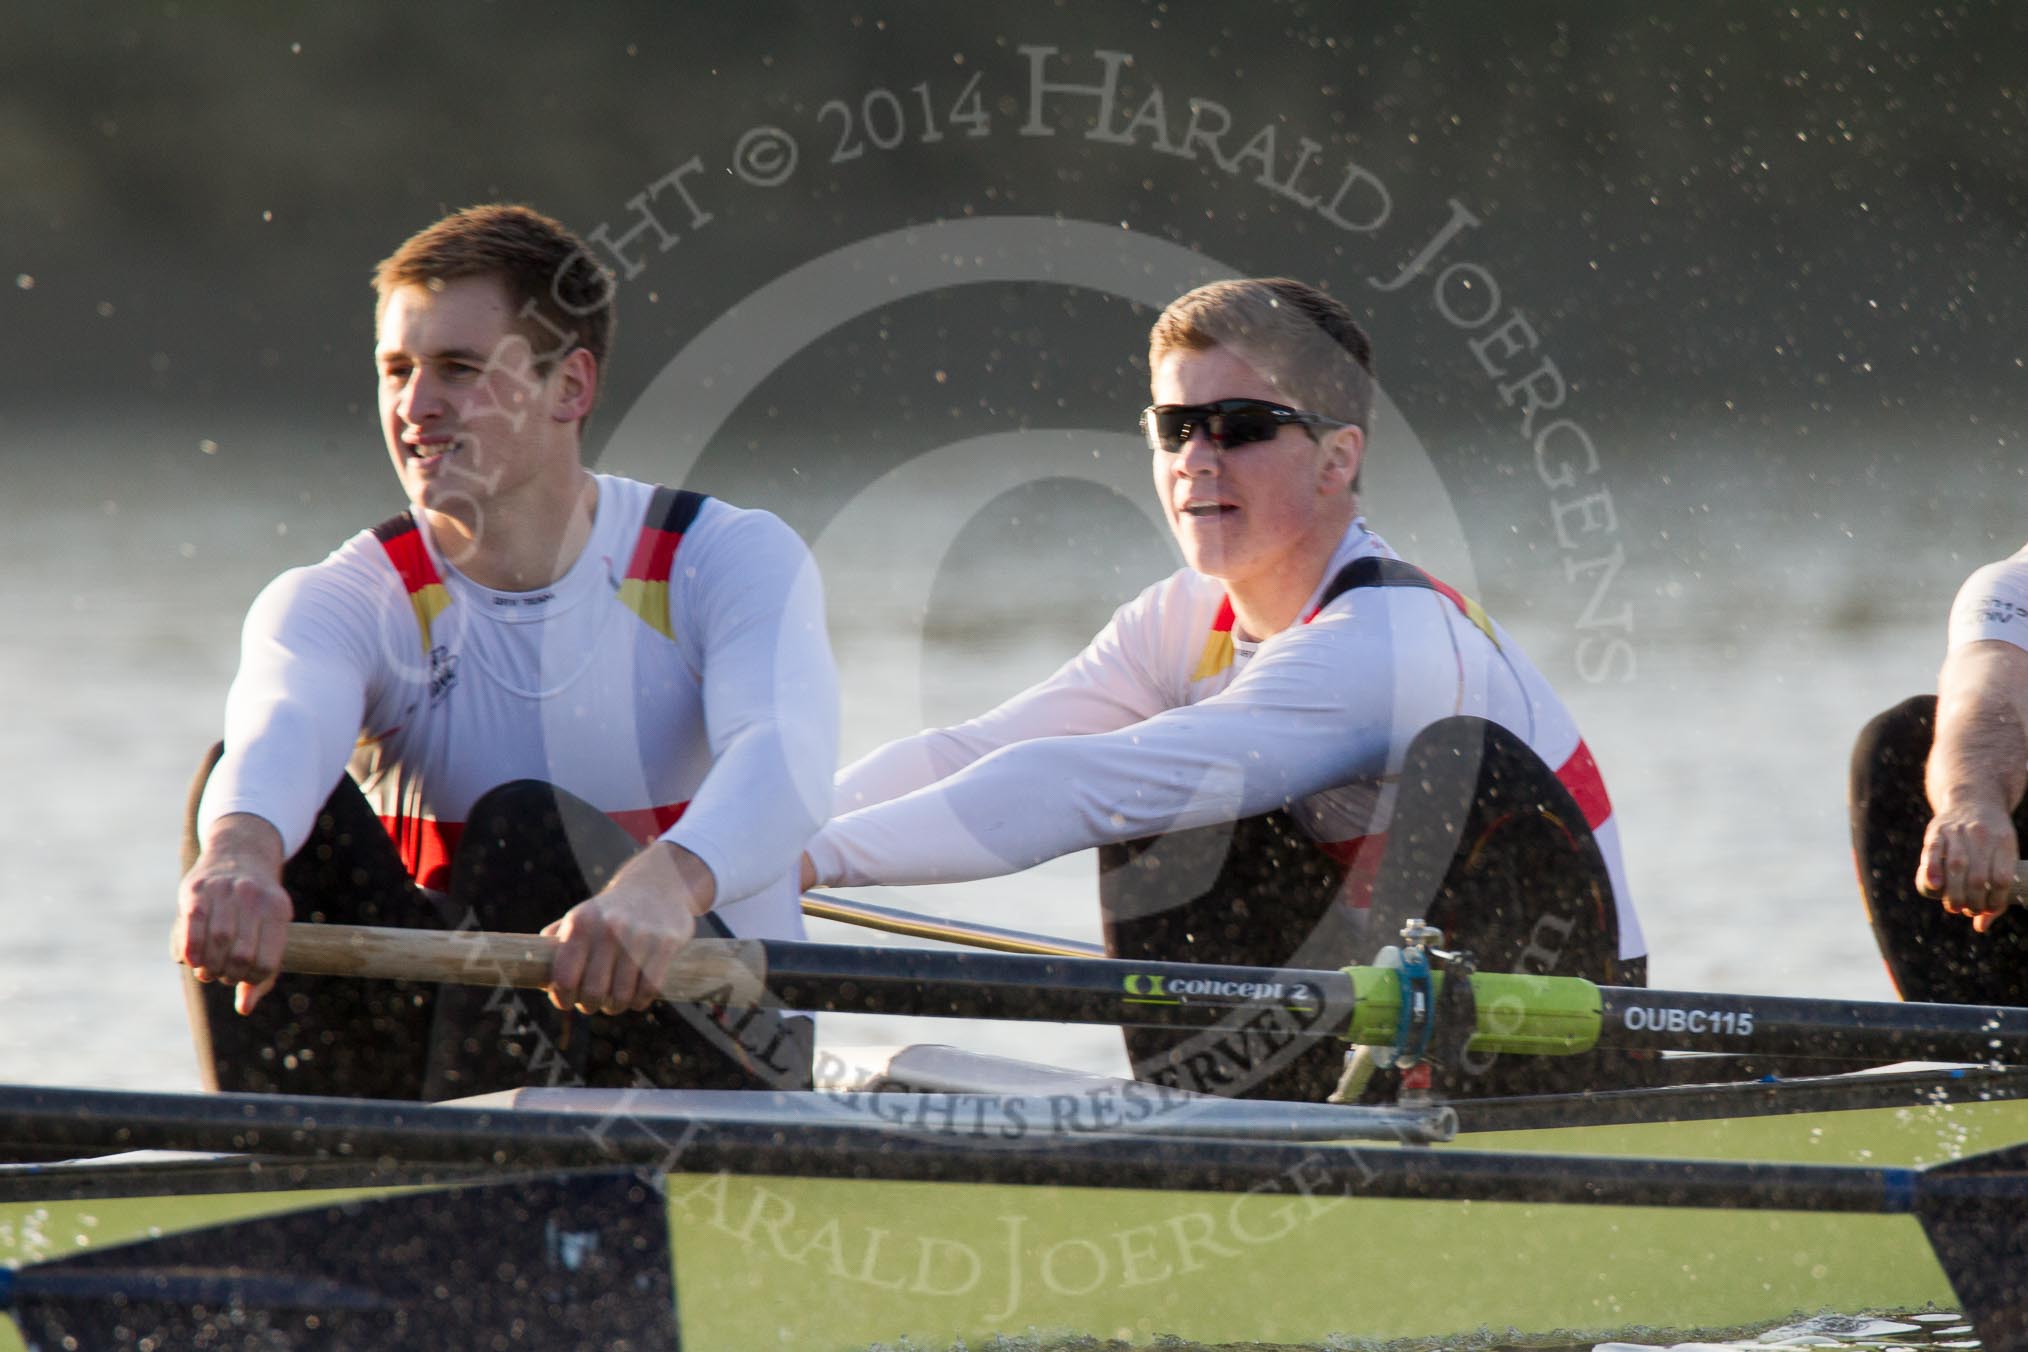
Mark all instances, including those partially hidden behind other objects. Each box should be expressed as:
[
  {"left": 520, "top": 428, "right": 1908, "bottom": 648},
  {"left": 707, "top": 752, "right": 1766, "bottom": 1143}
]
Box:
[
  {"left": 174, "top": 205, "right": 837, "bottom": 1100},
  {"left": 801, "top": 278, "right": 1648, "bottom": 1102}
]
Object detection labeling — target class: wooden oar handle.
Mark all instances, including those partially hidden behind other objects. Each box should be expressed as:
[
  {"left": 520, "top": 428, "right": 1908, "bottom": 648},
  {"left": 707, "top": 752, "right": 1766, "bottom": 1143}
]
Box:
[{"left": 281, "top": 923, "right": 770, "bottom": 1007}]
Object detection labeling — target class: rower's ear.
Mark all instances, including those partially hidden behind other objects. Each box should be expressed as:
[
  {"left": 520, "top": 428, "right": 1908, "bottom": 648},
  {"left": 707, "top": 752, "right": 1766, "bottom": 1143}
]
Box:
[{"left": 1320, "top": 424, "right": 1363, "bottom": 495}]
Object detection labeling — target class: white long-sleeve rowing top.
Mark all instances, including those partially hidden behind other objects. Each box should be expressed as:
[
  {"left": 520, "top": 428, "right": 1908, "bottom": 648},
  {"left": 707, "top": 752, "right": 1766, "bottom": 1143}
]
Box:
[
  {"left": 805, "top": 518, "right": 1643, "bottom": 959},
  {"left": 199, "top": 475, "right": 838, "bottom": 940}
]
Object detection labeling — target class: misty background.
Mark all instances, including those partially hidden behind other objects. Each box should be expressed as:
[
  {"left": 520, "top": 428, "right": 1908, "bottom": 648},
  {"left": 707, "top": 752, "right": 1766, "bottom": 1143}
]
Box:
[{"left": 2, "top": 2, "right": 2025, "bottom": 1088}]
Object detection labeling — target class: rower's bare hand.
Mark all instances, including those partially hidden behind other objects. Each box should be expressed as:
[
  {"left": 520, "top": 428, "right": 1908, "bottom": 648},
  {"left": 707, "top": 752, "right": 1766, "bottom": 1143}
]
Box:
[
  {"left": 174, "top": 814, "right": 291, "bottom": 1014},
  {"left": 543, "top": 842, "right": 715, "bottom": 1015},
  {"left": 1917, "top": 799, "right": 2019, "bottom": 933}
]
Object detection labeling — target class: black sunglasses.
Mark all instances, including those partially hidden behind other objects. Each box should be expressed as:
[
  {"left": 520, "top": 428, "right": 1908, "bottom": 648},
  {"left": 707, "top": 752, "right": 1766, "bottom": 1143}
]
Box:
[{"left": 1139, "top": 398, "right": 1350, "bottom": 454}]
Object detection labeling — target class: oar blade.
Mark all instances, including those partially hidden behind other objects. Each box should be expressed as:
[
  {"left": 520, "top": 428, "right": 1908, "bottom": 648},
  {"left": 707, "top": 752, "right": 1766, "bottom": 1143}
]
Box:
[
  {"left": 5, "top": 1169, "right": 678, "bottom": 1350},
  {"left": 1915, "top": 1144, "right": 2028, "bottom": 1352}
]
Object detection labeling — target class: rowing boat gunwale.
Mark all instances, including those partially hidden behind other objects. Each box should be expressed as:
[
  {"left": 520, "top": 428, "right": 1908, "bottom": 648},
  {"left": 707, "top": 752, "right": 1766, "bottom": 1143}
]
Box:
[{"left": 3, "top": 1069, "right": 2027, "bottom": 1352}]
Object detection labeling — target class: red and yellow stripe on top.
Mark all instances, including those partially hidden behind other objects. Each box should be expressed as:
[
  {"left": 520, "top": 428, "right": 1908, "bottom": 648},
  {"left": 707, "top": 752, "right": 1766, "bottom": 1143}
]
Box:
[
  {"left": 371, "top": 513, "right": 450, "bottom": 653},
  {"left": 365, "top": 490, "right": 706, "bottom": 890},
  {"left": 1189, "top": 596, "right": 1238, "bottom": 681},
  {"left": 1399, "top": 572, "right": 1498, "bottom": 647},
  {"left": 616, "top": 487, "right": 707, "bottom": 639},
  {"left": 1304, "top": 555, "right": 1500, "bottom": 645}
]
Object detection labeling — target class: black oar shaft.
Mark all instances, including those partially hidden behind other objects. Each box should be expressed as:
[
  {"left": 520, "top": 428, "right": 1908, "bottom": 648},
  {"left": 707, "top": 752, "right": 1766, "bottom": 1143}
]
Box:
[
  {"left": 762, "top": 940, "right": 1357, "bottom": 1034},
  {"left": 752, "top": 941, "right": 2028, "bottom": 1063},
  {"left": 1597, "top": 986, "right": 2028, "bottom": 1061},
  {"left": 280, "top": 925, "right": 2028, "bottom": 1063}
]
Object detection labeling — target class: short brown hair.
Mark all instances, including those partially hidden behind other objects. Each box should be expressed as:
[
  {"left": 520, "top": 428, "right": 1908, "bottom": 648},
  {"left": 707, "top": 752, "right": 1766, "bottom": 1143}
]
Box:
[
  {"left": 1149, "top": 278, "right": 1374, "bottom": 431},
  {"left": 373, "top": 204, "right": 615, "bottom": 406}
]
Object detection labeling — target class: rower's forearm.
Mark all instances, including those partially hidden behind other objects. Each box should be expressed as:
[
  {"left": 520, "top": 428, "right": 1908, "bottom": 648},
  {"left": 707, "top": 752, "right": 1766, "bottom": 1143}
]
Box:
[
  {"left": 664, "top": 718, "right": 831, "bottom": 904},
  {"left": 614, "top": 840, "right": 719, "bottom": 916},
  {"left": 664, "top": 841, "right": 719, "bottom": 916},
  {"left": 1927, "top": 689, "right": 2028, "bottom": 816}
]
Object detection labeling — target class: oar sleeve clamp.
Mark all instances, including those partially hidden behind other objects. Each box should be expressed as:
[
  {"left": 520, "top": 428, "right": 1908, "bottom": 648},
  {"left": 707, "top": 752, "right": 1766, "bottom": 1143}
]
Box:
[
  {"left": 1341, "top": 923, "right": 1606, "bottom": 1061},
  {"left": 1393, "top": 943, "right": 1437, "bottom": 1067}
]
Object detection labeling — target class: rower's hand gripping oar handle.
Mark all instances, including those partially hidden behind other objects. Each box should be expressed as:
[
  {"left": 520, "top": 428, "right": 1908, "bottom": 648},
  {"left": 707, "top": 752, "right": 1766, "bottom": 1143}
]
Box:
[{"left": 281, "top": 923, "right": 770, "bottom": 1007}]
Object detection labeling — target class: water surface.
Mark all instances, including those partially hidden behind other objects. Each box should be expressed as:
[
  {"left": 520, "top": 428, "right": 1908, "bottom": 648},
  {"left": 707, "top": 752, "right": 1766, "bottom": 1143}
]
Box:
[{"left": 0, "top": 417, "right": 2012, "bottom": 1090}]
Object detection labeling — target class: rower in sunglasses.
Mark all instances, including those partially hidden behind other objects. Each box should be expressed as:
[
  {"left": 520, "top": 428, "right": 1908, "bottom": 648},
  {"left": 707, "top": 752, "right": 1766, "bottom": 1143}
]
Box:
[{"left": 804, "top": 277, "right": 1646, "bottom": 1102}]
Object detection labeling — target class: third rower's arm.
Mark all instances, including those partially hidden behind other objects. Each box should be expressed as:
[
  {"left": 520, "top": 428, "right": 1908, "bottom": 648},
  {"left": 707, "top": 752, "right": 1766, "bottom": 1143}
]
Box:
[
  {"left": 546, "top": 510, "right": 839, "bottom": 1013},
  {"left": 804, "top": 587, "right": 1190, "bottom": 889},
  {"left": 1921, "top": 638, "right": 2028, "bottom": 928},
  {"left": 832, "top": 592, "right": 1178, "bottom": 814}
]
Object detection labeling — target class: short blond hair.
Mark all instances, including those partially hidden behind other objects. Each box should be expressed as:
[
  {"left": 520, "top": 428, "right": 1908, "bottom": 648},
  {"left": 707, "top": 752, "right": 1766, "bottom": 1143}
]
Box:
[{"left": 1149, "top": 278, "right": 1373, "bottom": 431}]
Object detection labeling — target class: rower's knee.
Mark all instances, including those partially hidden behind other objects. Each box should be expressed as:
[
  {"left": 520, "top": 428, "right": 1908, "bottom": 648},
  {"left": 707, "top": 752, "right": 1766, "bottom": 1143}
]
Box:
[{"left": 1851, "top": 695, "right": 1937, "bottom": 784}]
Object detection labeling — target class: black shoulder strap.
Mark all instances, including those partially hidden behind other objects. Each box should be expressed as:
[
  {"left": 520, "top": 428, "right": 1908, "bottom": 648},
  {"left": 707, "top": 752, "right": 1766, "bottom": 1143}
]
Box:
[
  {"left": 370, "top": 509, "right": 419, "bottom": 544},
  {"left": 1316, "top": 555, "right": 1501, "bottom": 648},
  {"left": 1316, "top": 556, "right": 1439, "bottom": 609},
  {"left": 641, "top": 486, "right": 708, "bottom": 538}
]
